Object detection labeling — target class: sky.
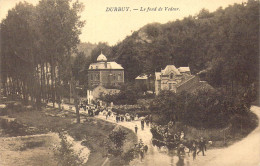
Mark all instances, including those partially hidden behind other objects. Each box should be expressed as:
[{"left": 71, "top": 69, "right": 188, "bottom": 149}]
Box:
[{"left": 0, "top": 0, "right": 247, "bottom": 45}]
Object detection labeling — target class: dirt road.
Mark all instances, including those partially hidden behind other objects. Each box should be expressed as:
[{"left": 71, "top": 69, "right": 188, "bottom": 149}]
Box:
[
  {"left": 192, "top": 105, "right": 260, "bottom": 166},
  {"left": 97, "top": 105, "right": 260, "bottom": 166}
]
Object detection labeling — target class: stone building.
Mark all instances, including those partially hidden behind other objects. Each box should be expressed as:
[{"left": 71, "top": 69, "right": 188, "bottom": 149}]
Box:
[
  {"left": 155, "top": 65, "right": 213, "bottom": 95},
  {"left": 87, "top": 52, "right": 124, "bottom": 104}
]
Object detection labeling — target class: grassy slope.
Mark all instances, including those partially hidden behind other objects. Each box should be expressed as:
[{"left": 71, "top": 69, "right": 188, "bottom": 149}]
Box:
[{"left": 2, "top": 103, "right": 137, "bottom": 166}]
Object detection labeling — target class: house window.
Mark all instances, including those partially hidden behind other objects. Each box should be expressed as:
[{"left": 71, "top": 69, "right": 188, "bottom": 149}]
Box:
[
  {"left": 90, "top": 74, "right": 93, "bottom": 80},
  {"left": 170, "top": 73, "right": 174, "bottom": 79},
  {"left": 118, "top": 73, "right": 121, "bottom": 81}
]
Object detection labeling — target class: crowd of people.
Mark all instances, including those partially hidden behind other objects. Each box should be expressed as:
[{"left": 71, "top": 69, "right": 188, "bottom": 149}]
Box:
[{"left": 77, "top": 102, "right": 209, "bottom": 162}]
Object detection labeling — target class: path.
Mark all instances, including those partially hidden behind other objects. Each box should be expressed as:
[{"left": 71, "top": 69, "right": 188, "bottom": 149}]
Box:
[
  {"left": 192, "top": 105, "right": 260, "bottom": 166},
  {"left": 97, "top": 106, "right": 260, "bottom": 166},
  {"left": 49, "top": 103, "right": 260, "bottom": 166},
  {"left": 96, "top": 114, "right": 192, "bottom": 166}
]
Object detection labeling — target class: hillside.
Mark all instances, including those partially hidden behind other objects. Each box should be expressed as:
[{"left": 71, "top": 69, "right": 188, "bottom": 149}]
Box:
[
  {"left": 105, "top": 0, "right": 259, "bottom": 96},
  {"left": 77, "top": 42, "right": 97, "bottom": 57}
]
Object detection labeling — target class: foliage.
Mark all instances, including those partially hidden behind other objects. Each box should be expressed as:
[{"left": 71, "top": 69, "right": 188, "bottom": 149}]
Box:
[
  {"left": 77, "top": 42, "right": 97, "bottom": 58},
  {"left": 53, "top": 133, "right": 84, "bottom": 166},
  {"left": 150, "top": 89, "right": 253, "bottom": 129},
  {"left": 106, "top": 128, "right": 138, "bottom": 165},
  {"left": 1, "top": 0, "right": 85, "bottom": 109},
  {"left": 109, "top": 128, "right": 127, "bottom": 150},
  {"left": 121, "top": 148, "right": 136, "bottom": 163},
  {"left": 99, "top": 84, "right": 138, "bottom": 105},
  {"left": 101, "top": 0, "right": 259, "bottom": 100}
]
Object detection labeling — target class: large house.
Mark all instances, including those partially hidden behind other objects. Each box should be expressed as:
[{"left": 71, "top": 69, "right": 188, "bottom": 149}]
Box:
[
  {"left": 87, "top": 52, "right": 124, "bottom": 104},
  {"left": 155, "top": 65, "right": 213, "bottom": 95}
]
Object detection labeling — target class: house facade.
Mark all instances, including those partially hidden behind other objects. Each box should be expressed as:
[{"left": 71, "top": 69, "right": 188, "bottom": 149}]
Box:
[
  {"left": 87, "top": 52, "right": 124, "bottom": 104},
  {"left": 155, "top": 65, "right": 192, "bottom": 95},
  {"left": 155, "top": 65, "right": 213, "bottom": 95}
]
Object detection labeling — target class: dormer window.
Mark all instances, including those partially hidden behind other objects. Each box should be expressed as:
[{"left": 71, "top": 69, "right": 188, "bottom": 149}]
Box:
[
  {"left": 96, "top": 66, "right": 98, "bottom": 69},
  {"left": 170, "top": 73, "right": 174, "bottom": 79},
  {"left": 91, "top": 66, "right": 93, "bottom": 69}
]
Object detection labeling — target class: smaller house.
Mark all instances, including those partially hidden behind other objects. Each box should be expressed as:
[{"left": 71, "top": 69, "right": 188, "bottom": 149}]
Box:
[
  {"left": 87, "top": 85, "right": 120, "bottom": 104},
  {"left": 135, "top": 74, "right": 154, "bottom": 92}
]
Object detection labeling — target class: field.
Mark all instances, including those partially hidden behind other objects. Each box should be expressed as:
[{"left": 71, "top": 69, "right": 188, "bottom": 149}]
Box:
[{"left": 0, "top": 100, "right": 137, "bottom": 166}]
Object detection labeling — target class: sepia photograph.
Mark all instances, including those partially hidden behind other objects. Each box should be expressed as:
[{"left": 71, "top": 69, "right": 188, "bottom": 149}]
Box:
[{"left": 0, "top": 0, "right": 259, "bottom": 165}]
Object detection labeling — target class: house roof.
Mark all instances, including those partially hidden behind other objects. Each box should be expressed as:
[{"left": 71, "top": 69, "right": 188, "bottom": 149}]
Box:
[
  {"left": 178, "top": 67, "right": 190, "bottom": 73},
  {"left": 135, "top": 74, "right": 148, "bottom": 80},
  {"left": 89, "top": 61, "right": 124, "bottom": 70},
  {"left": 176, "top": 75, "right": 196, "bottom": 87}
]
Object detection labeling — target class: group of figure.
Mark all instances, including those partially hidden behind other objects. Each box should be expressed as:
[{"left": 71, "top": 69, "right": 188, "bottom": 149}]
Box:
[
  {"left": 178, "top": 137, "right": 207, "bottom": 161},
  {"left": 135, "top": 118, "right": 150, "bottom": 134},
  {"left": 115, "top": 113, "right": 138, "bottom": 123},
  {"left": 79, "top": 103, "right": 104, "bottom": 117},
  {"left": 134, "top": 139, "right": 148, "bottom": 161},
  {"left": 115, "top": 115, "right": 125, "bottom": 122}
]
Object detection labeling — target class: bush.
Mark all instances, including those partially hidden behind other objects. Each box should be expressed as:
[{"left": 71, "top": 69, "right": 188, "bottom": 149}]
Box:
[
  {"left": 149, "top": 90, "right": 253, "bottom": 129},
  {"left": 109, "top": 128, "right": 127, "bottom": 149},
  {"left": 53, "top": 133, "right": 84, "bottom": 166},
  {"left": 99, "top": 84, "right": 138, "bottom": 105},
  {"left": 122, "top": 148, "right": 136, "bottom": 164}
]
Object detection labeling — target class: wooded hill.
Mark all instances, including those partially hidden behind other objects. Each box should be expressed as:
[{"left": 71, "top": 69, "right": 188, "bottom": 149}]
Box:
[
  {"left": 94, "top": 0, "right": 259, "bottom": 97},
  {"left": 77, "top": 42, "right": 97, "bottom": 58}
]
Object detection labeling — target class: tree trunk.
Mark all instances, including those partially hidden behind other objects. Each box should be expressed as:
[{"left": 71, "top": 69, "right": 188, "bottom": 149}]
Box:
[
  {"left": 72, "top": 77, "right": 80, "bottom": 123},
  {"left": 75, "top": 98, "right": 80, "bottom": 123},
  {"left": 51, "top": 62, "right": 55, "bottom": 108},
  {"left": 46, "top": 63, "right": 50, "bottom": 102}
]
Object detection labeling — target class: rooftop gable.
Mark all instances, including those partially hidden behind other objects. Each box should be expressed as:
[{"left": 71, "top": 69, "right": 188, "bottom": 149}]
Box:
[{"left": 162, "top": 65, "right": 181, "bottom": 75}]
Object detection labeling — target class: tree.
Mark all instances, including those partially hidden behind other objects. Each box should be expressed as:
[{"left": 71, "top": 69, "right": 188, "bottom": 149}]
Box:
[
  {"left": 109, "top": 127, "right": 127, "bottom": 150},
  {"left": 37, "top": 0, "right": 85, "bottom": 108},
  {"left": 1, "top": 2, "right": 39, "bottom": 106},
  {"left": 1, "top": 0, "right": 85, "bottom": 110}
]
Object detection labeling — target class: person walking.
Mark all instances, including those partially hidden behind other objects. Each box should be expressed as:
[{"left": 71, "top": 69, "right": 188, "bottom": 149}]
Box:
[
  {"left": 135, "top": 125, "right": 138, "bottom": 134},
  {"left": 191, "top": 142, "right": 197, "bottom": 160},
  {"left": 116, "top": 115, "right": 119, "bottom": 123},
  {"left": 140, "top": 149, "right": 144, "bottom": 162},
  {"left": 141, "top": 119, "right": 145, "bottom": 130},
  {"left": 197, "top": 137, "right": 206, "bottom": 156}
]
